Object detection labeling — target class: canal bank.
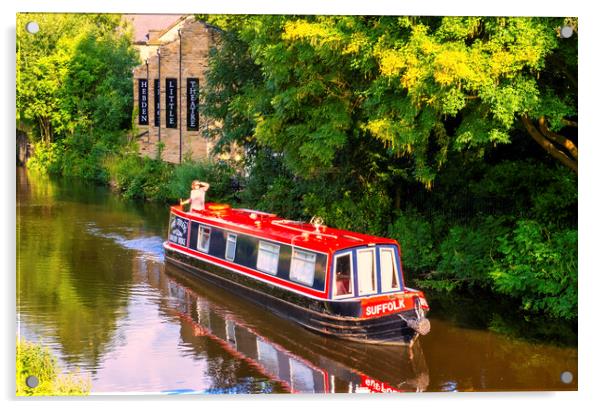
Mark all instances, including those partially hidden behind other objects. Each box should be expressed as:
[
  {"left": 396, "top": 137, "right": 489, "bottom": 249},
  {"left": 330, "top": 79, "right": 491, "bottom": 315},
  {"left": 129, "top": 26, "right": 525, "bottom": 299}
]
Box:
[{"left": 16, "top": 167, "right": 577, "bottom": 393}]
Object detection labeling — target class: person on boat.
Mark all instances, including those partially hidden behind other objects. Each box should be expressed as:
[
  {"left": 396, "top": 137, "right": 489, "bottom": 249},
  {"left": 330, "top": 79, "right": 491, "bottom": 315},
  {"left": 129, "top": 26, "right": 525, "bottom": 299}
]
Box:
[
  {"left": 335, "top": 271, "right": 351, "bottom": 296},
  {"left": 180, "top": 180, "right": 210, "bottom": 212}
]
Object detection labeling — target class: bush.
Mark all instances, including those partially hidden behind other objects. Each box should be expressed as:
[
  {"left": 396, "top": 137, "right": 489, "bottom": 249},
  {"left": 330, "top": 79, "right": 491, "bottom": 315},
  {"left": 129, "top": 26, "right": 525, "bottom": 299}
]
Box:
[
  {"left": 388, "top": 209, "right": 439, "bottom": 277},
  {"left": 16, "top": 339, "right": 90, "bottom": 396},
  {"left": 106, "top": 152, "right": 172, "bottom": 201},
  {"left": 432, "top": 216, "right": 511, "bottom": 291},
  {"left": 167, "top": 159, "right": 236, "bottom": 203},
  {"left": 302, "top": 183, "right": 392, "bottom": 236},
  {"left": 106, "top": 152, "right": 236, "bottom": 204},
  {"left": 27, "top": 131, "right": 126, "bottom": 184},
  {"left": 490, "top": 220, "right": 577, "bottom": 320},
  {"left": 59, "top": 135, "right": 112, "bottom": 183},
  {"left": 27, "top": 141, "right": 63, "bottom": 174}
]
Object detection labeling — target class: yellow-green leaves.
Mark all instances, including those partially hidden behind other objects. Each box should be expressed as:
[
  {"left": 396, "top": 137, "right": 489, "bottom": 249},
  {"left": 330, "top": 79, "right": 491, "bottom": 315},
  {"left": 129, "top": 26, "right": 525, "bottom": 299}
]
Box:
[{"left": 203, "top": 15, "right": 573, "bottom": 185}]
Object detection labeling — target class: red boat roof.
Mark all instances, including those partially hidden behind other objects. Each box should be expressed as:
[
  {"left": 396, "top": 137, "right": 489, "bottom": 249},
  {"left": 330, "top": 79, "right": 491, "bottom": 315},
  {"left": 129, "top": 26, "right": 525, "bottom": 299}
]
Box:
[{"left": 171, "top": 203, "right": 398, "bottom": 254}]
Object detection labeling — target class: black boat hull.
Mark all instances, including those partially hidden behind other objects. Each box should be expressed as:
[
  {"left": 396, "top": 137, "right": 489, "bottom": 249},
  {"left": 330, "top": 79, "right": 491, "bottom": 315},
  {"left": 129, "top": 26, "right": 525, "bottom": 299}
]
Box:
[{"left": 164, "top": 244, "right": 423, "bottom": 345}]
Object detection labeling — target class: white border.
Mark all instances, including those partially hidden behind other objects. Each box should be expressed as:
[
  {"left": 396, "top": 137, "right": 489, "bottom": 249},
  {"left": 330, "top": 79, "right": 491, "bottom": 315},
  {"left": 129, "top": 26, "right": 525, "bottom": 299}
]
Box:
[{"left": 5, "top": 1, "right": 598, "bottom": 407}]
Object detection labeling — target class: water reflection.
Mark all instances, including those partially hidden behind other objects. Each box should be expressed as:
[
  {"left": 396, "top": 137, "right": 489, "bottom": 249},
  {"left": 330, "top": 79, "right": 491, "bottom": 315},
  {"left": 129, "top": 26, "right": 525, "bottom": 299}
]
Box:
[{"left": 161, "top": 262, "right": 429, "bottom": 393}]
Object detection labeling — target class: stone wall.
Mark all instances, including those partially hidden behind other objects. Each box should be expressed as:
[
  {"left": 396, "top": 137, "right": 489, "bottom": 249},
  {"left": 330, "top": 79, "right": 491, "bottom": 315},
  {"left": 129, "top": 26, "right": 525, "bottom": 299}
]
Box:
[{"left": 133, "top": 17, "right": 220, "bottom": 163}]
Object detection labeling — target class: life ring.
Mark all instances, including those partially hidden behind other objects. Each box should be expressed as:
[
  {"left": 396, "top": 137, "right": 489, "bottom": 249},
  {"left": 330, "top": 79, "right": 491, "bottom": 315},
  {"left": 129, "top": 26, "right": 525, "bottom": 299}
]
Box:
[{"left": 207, "top": 203, "right": 231, "bottom": 212}]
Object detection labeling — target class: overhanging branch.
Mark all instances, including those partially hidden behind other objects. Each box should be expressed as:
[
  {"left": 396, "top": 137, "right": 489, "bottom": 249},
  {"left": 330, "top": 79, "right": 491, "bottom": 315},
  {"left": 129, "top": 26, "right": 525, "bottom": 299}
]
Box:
[
  {"left": 521, "top": 115, "right": 577, "bottom": 174},
  {"left": 538, "top": 116, "right": 578, "bottom": 160}
]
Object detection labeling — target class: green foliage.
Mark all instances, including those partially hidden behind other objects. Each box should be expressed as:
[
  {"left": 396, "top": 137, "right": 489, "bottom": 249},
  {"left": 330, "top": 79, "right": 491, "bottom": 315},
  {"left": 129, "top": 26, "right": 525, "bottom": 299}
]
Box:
[
  {"left": 202, "top": 16, "right": 576, "bottom": 187},
  {"left": 168, "top": 160, "right": 236, "bottom": 202},
  {"left": 17, "top": 14, "right": 138, "bottom": 143},
  {"left": 434, "top": 216, "right": 510, "bottom": 290},
  {"left": 198, "top": 15, "right": 577, "bottom": 324},
  {"left": 302, "top": 182, "right": 392, "bottom": 236},
  {"left": 16, "top": 339, "right": 90, "bottom": 396},
  {"left": 106, "top": 152, "right": 235, "bottom": 204},
  {"left": 107, "top": 153, "right": 172, "bottom": 201},
  {"left": 18, "top": 13, "right": 137, "bottom": 183},
  {"left": 470, "top": 160, "right": 577, "bottom": 227},
  {"left": 26, "top": 141, "right": 63, "bottom": 174},
  {"left": 490, "top": 221, "right": 577, "bottom": 320},
  {"left": 388, "top": 209, "right": 439, "bottom": 276}
]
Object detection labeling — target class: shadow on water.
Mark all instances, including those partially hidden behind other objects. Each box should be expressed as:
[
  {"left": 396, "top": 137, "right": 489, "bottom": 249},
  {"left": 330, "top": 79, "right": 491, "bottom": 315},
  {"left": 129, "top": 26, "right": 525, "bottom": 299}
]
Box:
[
  {"left": 426, "top": 289, "right": 578, "bottom": 347},
  {"left": 16, "top": 167, "right": 577, "bottom": 393}
]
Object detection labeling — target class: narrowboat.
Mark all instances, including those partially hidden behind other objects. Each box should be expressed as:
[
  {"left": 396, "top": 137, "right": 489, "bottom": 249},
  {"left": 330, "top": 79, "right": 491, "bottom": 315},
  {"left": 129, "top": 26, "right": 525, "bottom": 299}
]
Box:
[{"left": 163, "top": 203, "right": 431, "bottom": 345}]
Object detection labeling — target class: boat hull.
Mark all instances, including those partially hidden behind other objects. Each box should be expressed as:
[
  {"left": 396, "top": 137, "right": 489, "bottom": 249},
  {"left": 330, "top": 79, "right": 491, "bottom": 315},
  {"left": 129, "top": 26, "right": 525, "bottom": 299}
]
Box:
[{"left": 164, "top": 243, "right": 423, "bottom": 346}]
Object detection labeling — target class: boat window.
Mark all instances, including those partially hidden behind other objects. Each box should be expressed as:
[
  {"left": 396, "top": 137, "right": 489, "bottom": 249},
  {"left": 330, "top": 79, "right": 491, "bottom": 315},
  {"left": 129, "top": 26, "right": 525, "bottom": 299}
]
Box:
[
  {"left": 197, "top": 225, "right": 211, "bottom": 252},
  {"left": 225, "top": 233, "right": 237, "bottom": 261},
  {"left": 380, "top": 248, "right": 400, "bottom": 292},
  {"left": 289, "top": 357, "right": 316, "bottom": 393},
  {"left": 334, "top": 253, "right": 353, "bottom": 297},
  {"left": 257, "top": 339, "right": 279, "bottom": 377},
  {"left": 290, "top": 249, "right": 316, "bottom": 286},
  {"left": 257, "top": 241, "right": 280, "bottom": 275},
  {"left": 357, "top": 249, "right": 377, "bottom": 296}
]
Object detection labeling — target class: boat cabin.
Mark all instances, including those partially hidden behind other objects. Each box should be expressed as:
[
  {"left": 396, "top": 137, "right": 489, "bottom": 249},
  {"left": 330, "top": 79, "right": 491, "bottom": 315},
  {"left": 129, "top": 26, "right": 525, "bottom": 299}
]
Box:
[{"left": 167, "top": 203, "right": 406, "bottom": 302}]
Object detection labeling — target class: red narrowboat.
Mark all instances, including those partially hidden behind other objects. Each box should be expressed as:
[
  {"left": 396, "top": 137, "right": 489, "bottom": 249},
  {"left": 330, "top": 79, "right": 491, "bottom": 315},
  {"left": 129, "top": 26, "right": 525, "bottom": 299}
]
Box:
[{"left": 163, "top": 203, "right": 431, "bottom": 345}]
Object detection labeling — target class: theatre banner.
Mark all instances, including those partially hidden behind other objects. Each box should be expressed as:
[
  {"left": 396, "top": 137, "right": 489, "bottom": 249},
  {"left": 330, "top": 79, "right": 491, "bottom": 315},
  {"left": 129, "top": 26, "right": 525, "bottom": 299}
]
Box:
[
  {"left": 138, "top": 79, "right": 148, "bottom": 125},
  {"left": 187, "top": 78, "right": 199, "bottom": 131},
  {"left": 166, "top": 78, "right": 177, "bottom": 128}
]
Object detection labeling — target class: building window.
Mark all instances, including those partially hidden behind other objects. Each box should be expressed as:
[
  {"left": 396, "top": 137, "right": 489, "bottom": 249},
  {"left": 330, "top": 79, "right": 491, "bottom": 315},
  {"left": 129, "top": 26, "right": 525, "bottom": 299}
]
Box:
[
  {"left": 380, "top": 248, "right": 400, "bottom": 292},
  {"left": 197, "top": 226, "right": 211, "bottom": 252},
  {"left": 290, "top": 249, "right": 316, "bottom": 286},
  {"left": 225, "top": 233, "right": 237, "bottom": 261},
  {"left": 257, "top": 241, "right": 280, "bottom": 275}
]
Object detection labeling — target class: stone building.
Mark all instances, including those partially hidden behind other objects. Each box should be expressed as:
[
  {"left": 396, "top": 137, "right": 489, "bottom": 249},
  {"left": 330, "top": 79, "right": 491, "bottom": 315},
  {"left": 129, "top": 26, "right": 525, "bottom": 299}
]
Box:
[{"left": 131, "top": 15, "right": 221, "bottom": 163}]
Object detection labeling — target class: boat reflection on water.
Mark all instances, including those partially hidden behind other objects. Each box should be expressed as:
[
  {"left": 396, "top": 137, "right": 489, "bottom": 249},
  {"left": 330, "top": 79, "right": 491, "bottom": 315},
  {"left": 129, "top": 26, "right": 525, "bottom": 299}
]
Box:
[{"left": 154, "top": 261, "right": 430, "bottom": 393}]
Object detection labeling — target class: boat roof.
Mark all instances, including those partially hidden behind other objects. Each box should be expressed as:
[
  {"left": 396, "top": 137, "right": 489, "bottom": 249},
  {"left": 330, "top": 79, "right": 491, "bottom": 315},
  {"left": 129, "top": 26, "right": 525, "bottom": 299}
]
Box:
[{"left": 171, "top": 203, "right": 398, "bottom": 254}]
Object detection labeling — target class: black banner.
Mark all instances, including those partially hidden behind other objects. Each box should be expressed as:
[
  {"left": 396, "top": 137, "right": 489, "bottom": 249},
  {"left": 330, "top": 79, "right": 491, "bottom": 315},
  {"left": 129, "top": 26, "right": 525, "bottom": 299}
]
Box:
[
  {"left": 187, "top": 78, "right": 199, "bottom": 131},
  {"left": 166, "top": 78, "right": 177, "bottom": 128},
  {"left": 154, "top": 79, "right": 160, "bottom": 127},
  {"left": 168, "top": 215, "right": 189, "bottom": 246},
  {"left": 138, "top": 79, "right": 148, "bottom": 125}
]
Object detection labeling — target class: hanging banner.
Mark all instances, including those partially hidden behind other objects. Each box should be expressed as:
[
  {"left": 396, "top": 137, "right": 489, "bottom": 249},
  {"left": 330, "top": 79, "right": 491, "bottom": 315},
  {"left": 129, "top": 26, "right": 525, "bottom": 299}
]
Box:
[
  {"left": 166, "top": 78, "right": 177, "bottom": 128},
  {"left": 154, "top": 79, "right": 160, "bottom": 127},
  {"left": 138, "top": 79, "right": 148, "bottom": 125},
  {"left": 187, "top": 78, "right": 199, "bottom": 131}
]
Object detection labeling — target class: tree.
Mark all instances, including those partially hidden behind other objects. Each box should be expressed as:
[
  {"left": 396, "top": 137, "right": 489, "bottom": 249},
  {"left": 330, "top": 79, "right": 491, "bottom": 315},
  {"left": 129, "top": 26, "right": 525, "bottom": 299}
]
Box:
[
  {"left": 201, "top": 16, "right": 577, "bottom": 186},
  {"left": 17, "top": 14, "right": 138, "bottom": 144}
]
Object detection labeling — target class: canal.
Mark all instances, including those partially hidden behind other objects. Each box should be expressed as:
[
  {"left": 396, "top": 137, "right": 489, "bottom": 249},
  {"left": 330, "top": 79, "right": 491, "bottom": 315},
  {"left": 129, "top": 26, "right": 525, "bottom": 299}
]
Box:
[{"left": 16, "top": 168, "right": 577, "bottom": 393}]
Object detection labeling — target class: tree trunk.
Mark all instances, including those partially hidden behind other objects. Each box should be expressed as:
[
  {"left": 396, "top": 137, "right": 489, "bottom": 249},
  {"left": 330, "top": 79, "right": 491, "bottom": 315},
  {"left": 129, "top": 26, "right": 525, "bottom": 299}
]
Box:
[{"left": 521, "top": 115, "right": 577, "bottom": 174}]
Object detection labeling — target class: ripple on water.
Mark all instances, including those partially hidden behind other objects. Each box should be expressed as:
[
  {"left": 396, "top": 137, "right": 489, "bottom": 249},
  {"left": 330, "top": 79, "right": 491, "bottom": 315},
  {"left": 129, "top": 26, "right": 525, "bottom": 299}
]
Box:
[{"left": 85, "top": 223, "right": 165, "bottom": 261}]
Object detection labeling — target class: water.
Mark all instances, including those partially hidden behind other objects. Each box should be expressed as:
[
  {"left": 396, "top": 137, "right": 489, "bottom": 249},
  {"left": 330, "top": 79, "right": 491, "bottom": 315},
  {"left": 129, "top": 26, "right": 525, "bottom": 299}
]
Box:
[{"left": 16, "top": 168, "right": 577, "bottom": 393}]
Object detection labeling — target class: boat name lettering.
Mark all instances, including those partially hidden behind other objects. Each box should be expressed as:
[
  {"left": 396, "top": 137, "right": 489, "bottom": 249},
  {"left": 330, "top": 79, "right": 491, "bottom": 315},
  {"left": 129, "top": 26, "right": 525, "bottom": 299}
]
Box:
[{"left": 364, "top": 299, "right": 405, "bottom": 317}]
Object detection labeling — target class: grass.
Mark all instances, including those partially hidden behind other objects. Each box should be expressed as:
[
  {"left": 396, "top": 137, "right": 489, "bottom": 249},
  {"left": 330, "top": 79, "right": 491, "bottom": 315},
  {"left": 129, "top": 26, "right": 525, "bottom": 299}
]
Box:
[{"left": 16, "top": 339, "right": 90, "bottom": 396}]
